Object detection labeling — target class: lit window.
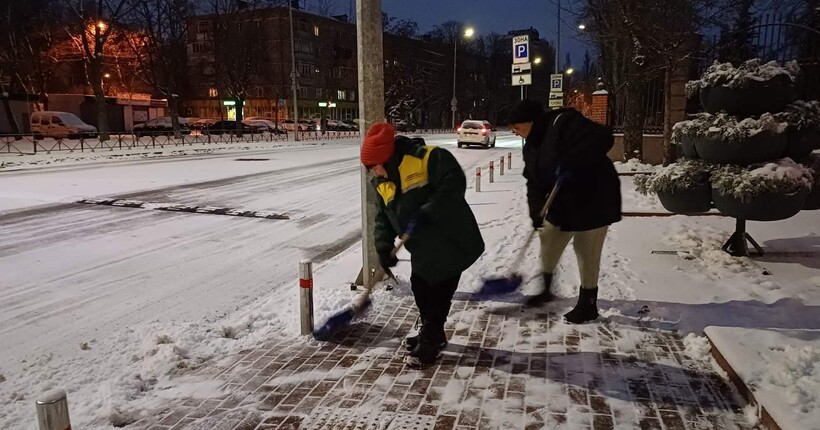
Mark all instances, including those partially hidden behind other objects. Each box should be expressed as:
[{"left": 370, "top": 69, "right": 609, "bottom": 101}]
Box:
[
  {"left": 314, "top": 25, "right": 319, "bottom": 36},
  {"left": 208, "top": 88, "right": 218, "bottom": 97},
  {"left": 337, "top": 90, "right": 346, "bottom": 100}
]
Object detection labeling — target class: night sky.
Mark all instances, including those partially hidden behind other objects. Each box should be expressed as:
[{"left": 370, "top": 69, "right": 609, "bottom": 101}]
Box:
[{"left": 381, "top": 0, "right": 590, "bottom": 68}]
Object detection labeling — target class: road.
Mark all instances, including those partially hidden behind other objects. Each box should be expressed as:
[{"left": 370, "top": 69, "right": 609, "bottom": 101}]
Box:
[{"left": 0, "top": 132, "right": 523, "bottom": 367}]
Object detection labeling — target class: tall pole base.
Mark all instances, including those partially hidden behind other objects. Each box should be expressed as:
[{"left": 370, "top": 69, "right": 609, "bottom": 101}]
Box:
[{"left": 721, "top": 218, "right": 764, "bottom": 257}]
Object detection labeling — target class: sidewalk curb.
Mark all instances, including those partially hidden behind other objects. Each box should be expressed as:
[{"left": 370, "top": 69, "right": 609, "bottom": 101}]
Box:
[{"left": 705, "top": 331, "right": 781, "bottom": 430}]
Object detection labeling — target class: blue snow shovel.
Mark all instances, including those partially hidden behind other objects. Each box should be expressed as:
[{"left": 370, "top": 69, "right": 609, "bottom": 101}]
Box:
[
  {"left": 313, "top": 235, "right": 408, "bottom": 341},
  {"left": 474, "top": 180, "right": 562, "bottom": 298}
]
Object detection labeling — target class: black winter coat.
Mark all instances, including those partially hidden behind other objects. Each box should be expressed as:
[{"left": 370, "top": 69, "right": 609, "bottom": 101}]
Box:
[{"left": 522, "top": 108, "right": 622, "bottom": 232}]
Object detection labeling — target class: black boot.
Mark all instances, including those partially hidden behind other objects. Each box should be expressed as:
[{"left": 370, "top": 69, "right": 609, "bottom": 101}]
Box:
[
  {"left": 405, "top": 324, "right": 446, "bottom": 368},
  {"left": 564, "top": 287, "right": 599, "bottom": 324},
  {"left": 403, "top": 322, "right": 447, "bottom": 351},
  {"left": 524, "top": 273, "right": 554, "bottom": 307}
]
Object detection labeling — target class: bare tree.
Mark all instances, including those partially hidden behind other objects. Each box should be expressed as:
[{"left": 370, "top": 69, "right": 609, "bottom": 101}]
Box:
[
  {"left": 309, "top": 0, "right": 337, "bottom": 16},
  {"left": 126, "top": 0, "right": 191, "bottom": 137},
  {"left": 63, "top": 0, "right": 134, "bottom": 140}
]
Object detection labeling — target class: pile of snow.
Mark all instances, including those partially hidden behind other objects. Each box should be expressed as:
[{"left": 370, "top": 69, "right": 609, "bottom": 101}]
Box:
[
  {"left": 613, "top": 157, "right": 659, "bottom": 173},
  {"left": 673, "top": 112, "right": 788, "bottom": 143}
]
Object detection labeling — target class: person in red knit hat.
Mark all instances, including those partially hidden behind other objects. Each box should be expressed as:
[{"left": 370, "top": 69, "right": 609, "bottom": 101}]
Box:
[{"left": 362, "top": 122, "right": 484, "bottom": 368}]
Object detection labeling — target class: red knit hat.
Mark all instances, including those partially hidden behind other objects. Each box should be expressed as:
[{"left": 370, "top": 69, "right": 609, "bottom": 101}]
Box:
[{"left": 361, "top": 122, "right": 396, "bottom": 166}]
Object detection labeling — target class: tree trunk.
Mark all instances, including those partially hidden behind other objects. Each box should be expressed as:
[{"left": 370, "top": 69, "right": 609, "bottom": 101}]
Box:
[
  {"left": 235, "top": 98, "right": 244, "bottom": 138},
  {"left": 622, "top": 81, "right": 644, "bottom": 161},
  {"left": 662, "top": 64, "right": 676, "bottom": 166},
  {"left": 168, "top": 92, "right": 181, "bottom": 139},
  {"left": 90, "top": 60, "right": 110, "bottom": 141}
]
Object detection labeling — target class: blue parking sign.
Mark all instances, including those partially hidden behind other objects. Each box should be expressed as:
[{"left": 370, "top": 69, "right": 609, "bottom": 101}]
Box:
[
  {"left": 515, "top": 44, "right": 528, "bottom": 59},
  {"left": 512, "top": 35, "right": 529, "bottom": 64}
]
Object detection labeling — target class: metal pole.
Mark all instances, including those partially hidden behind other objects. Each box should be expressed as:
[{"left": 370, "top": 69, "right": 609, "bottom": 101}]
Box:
[
  {"left": 299, "top": 260, "right": 314, "bottom": 335},
  {"left": 357, "top": 0, "right": 384, "bottom": 287},
  {"left": 289, "top": 4, "right": 300, "bottom": 142},
  {"left": 451, "top": 37, "right": 457, "bottom": 130},
  {"left": 500, "top": 156, "right": 505, "bottom": 175},
  {"left": 555, "top": 0, "right": 561, "bottom": 74},
  {"left": 489, "top": 161, "right": 494, "bottom": 183},
  {"left": 508, "top": 152, "right": 512, "bottom": 169},
  {"left": 475, "top": 167, "right": 481, "bottom": 192},
  {"left": 36, "top": 389, "right": 71, "bottom": 430}
]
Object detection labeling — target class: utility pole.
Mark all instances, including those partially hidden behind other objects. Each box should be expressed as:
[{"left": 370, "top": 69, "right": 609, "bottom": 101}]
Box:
[
  {"left": 289, "top": 3, "right": 300, "bottom": 141},
  {"left": 555, "top": 0, "right": 561, "bottom": 74},
  {"left": 356, "top": 0, "right": 384, "bottom": 286},
  {"left": 451, "top": 39, "right": 458, "bottom": 129}
]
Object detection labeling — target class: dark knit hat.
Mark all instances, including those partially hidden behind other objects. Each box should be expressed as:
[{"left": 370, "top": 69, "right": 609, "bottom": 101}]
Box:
[
  {"left": 508, "top": 99, "right": 545, "bottom": 124},
  {"left": 361, "top": 122, "right": 396, "bottom": 166}
]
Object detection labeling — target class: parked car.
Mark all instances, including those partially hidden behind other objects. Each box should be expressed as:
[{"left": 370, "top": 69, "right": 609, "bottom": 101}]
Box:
[
  {"left": 132, "top": 116, "right": 191, "bottom": 137},
  {"left": 342, "top": 119, "right": 360, "bottom": 131},
  {"left": 242, "top": 119, "right": 285, "bottom": 134},
  {"left": 395, "top": 119, "right": 417, "bottom": 133},
  {"left": 30, "top": 111, "right": 97, "bottom": 139},
  {"left": 456, "top": 119, "right": 496, "bottom": 149},
  {"left": 280, "top": 119, "right": 316, "bottom": 132},
  {"left": 202, "top": 120, "right": 262, "bottom": 135},
  {"left": 190, "top": 118, "right": 218, "bottom": 131}
]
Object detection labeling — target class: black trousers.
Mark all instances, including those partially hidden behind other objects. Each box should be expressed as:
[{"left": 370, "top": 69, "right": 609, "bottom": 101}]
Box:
[{"left": 410, "top": 272, "right": 461, "bottom": 331}]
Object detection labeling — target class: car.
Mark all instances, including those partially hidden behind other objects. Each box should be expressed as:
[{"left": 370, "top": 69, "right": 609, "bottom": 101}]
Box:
[
  {"left": 190, "top": 118, "right": 218, "bottom": 131},
  {"left": 242, "top": 119, "right": 286, "bottom": 134},
  {"left": 395, "top": 119, "right": 417, "bottom": 133},
  {"left": 342, "top": 119, "right": 360, "bottom": 131},
  {"left": 280, "top": 119, "right": 316, "bottom": 132},
  {"left": 30, "top": 111, "right": 97, "bottom": 139},
  {"left": 132, "top": 116, "right": 191, "bottom": 137},
  {"left": 457, "top": 120, "right": 496, "bottom": 149},
  {"left": 202, "top": 120, "right": 262, "bottom": 135}
]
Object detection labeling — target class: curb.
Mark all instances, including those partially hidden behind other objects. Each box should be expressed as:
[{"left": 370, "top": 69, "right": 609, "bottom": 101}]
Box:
[{"left": 705, "top": 332, "right": 781, "bottom": 430}]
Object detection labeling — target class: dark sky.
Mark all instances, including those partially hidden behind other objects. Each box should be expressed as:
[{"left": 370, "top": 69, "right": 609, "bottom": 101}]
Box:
[{"left": 380, "top": 0, "right": 591, "bottom": 69}]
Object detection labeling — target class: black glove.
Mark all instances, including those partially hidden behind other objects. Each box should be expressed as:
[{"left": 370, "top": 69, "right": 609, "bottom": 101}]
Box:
[
  {"left": 378, "top": 248, "right": 398, "bottom": 269},
  {"left": 530, "top": 212, "right": 544, "bottom": 230}
]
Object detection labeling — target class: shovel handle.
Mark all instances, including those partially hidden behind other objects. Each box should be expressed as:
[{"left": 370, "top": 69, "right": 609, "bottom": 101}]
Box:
[{"left": 508, "top": 182, "right": 561, "bottom": 274}]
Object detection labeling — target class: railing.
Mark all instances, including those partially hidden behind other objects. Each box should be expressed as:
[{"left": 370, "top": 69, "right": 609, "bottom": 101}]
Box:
[{"left": 0, "top": 129, "right": 365, "bottom": 155}]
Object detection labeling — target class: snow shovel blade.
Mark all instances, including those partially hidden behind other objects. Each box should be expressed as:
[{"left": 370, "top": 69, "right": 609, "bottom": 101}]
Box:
[
  {"left": 474, "top": 274, "right": 523, "bottom": 298},
  {"left": 312, "top": 298, "right": 372, "bottom": 341}
]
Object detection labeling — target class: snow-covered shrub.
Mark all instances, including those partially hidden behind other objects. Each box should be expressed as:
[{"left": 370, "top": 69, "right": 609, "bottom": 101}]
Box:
[
  {"left": 711, "top": 158, "right": 813, "bottom": 202},
  {"left": 806, "top": 154, "right": 820, "bottom": 189},
  {"left": 774, "top": 100, "right": 820, "bottom": 131},
  {"left": 672, "top": 112, "right": 788, "bottom": 142},
  {"left": 634, "top": 159, "right": 714, "bottom": 195},
  {"left": 687, "top": 59, "right": 800, "bottom": 96}
]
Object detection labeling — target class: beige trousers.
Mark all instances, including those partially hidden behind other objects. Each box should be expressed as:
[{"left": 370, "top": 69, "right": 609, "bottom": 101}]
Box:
[{"left": 539, "top": 222, "right": 609, "bottom": 289}]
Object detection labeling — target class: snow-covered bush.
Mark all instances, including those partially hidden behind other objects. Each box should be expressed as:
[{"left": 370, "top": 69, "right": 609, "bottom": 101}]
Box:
[
  {"left": 687, "top": 59, "right": 800, "bottom": 98},
  {"left": 671, "top": 112, "right": 788, "bottom": 143},
  {"left": 774, "top": 100, "right": 820, "bottom": 131},
  {"left": 634, "top": 159, "right": 714, "bottom": 195},
  {"left": 711, "top": 158, "right": 813, "bottom": 202},
  {"left": 806, "top": 154, "right": 820, "bottom": 189}
]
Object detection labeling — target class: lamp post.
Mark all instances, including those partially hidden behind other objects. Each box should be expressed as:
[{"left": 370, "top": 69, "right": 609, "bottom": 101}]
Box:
[{"left": 451, "top": 26, "right": 475, "bottom": 130}]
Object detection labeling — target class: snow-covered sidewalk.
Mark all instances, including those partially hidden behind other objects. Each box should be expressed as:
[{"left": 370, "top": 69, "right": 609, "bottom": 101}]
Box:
[{"left": 3, "top": 146, "right": 818, "bottom": 429}]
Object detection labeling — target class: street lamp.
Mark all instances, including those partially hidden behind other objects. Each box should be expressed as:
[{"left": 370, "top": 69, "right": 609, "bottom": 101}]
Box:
[
  {"left": 451, "top": 26, "right": 475, "bottom": 129},
  {"left": 534, "top": 57, "right": 542, "bottom": 65},
  {"left": 97, "top": 21, "right": 107, "bottom": 31},
  {"left": 578, "top": 24, "right": 586, "bottom": 30},
  {"left": 566, "top": 68, "right": 575, "bottom": 75}
]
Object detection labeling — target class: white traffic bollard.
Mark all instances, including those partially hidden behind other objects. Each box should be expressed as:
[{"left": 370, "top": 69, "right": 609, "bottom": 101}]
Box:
[
  {"left": 508, "top": 152, "right": 512, "bottom": 169},
  {"left": 475, "top": 167, "right": 481, "bottom": 192},
  {"left": 299, "top": 260, "right": 314, "bottom": 335},
  {"left": 489, "top": 161, "right": 495, "bottom": 183},
  {"left": 36, "top": 389, "right": 71, "bottom": 430},
  {"left": 500, "top": 156, "right": 505, "bottom": 176}
]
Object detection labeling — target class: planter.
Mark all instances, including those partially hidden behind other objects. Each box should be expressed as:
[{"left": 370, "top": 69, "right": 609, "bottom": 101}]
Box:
[
  {"left": 700, "top": 79, "right": 796, "bottom": 117},
  {"left": 785, "top": 126, "right": 820, "bottom": 160},
  {"left": 693, "top": 132, "right": 787, "bottom": 165},
  {"left": 657, "top": 182, "right": 713, "bottom": 214},
  {"left": 712, "top": 188, "right": 809, "bottom": 221},
  {"left": 678, "top": 135, "right": 700, "bottom": 159},
  {"left": 804, "top": 187, "right": 820, "bottom": 211}
]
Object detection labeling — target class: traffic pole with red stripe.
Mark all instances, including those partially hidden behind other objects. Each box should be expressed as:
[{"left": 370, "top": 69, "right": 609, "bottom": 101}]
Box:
[{"left": 299, "top": 260, "right": 314, "bottom": 335}]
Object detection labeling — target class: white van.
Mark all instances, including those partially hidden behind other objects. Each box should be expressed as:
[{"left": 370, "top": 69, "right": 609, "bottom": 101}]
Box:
[{"left": 30, "top": 111, "right": 98, "bottom": 139}]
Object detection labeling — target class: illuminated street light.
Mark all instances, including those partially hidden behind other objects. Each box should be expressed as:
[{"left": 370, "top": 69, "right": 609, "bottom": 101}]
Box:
[
  {"left": 566, "top": 68, "right": 574, "bottom": 75},
  {"left": 578, "top": 24, "right": 586, "bottom": 30},
  {"left": 464, "top": 27, "right": 475, "bottom": 38},
  {"left": 97, "top": 21, "right": 107, "bottom": 31},
  {"left": 534, "top": 57, "right": 542, "bottom": 65},
  {"left": 103, "top": 73, "right": 111, "bottom": 78}
]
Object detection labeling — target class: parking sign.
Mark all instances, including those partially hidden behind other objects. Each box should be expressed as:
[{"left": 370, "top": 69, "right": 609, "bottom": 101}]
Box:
[
  {"left": 512, "top": 35, "right": 529, "bottom": 64},
  {"left": 550, "top": 74, "right": 563, "bottom": 92}
]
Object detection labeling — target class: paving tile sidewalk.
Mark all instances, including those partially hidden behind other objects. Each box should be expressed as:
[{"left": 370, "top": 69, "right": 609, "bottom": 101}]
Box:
[{"left": 138, "top": 295, "right": 759, "bottom": 430}]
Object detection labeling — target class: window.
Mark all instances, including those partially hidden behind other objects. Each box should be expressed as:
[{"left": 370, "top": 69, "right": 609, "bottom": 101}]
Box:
[
  {"left": 41, "top": 116, "right": 50, "bottom": 126},
  {"left": 298, "top": 63, "right": 313, "bottom": 77},
  {"left": 348, "top": 90, "right": 356, "bottom": 101},
  {"left": 313, "top": 25, "right": 319, "bottom": 36},
  {"left": 208, "top": 88, "right": 218, "bottom": 97},
  {"left": 203, "top": 65, "right": 215, "bottom": 76},
  {"left": 51, "top": 116, "right": 64, "bottom": 125},
  {"left": 332, "top": 67, "right": 342, "bottom": 78},
  {"left": 198, "top": 21, "right": 210, "bottom": 33},
  {"left": 314, "top": 88, "right": 323, "bottom": 98},
  {"left": 295, "top": 40, "right": 314, "bottom": 55},
  {"left": 298, "top": 86, "right": 309, "bottom": 98},
  {"left": 337, "top": 90, "right": 346, "bottom": 100}
]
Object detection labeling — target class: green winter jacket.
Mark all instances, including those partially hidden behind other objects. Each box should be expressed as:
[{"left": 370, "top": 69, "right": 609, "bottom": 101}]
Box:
[{"left": 372, "top": 136, "right": 485, "bottom": 283}]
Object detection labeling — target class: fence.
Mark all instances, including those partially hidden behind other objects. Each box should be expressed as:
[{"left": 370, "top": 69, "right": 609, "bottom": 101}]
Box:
[
  {"left": 611, "top": 75, "right": 666, "bottom": 135},
  {"left": 0, "top": 130, "right": 362, "bottom": 155}
]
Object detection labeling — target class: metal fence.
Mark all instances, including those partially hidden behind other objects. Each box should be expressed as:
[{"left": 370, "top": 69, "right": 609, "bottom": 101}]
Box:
[
  {"left": 612, "top": 75, "right": 666, "bottom": 135},
  {"left": 0, "top": 130, "right": 363, "bottom": 155}
]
